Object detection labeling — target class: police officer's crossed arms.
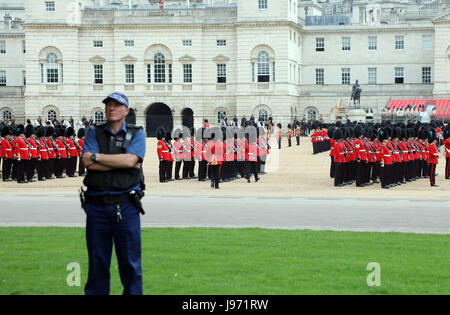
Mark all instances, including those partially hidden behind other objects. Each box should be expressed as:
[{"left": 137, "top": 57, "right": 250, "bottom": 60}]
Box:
[{"left": 81, "top": 92, "right": 146, "bottom": 295}]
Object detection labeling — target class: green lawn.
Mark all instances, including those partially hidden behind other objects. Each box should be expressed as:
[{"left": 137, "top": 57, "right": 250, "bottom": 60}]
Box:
[{"left": 0, "top": 227, "right": 449, "bottom": 295}]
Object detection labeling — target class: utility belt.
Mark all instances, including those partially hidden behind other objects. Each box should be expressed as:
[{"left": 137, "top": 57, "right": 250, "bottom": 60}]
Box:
[{"left": 79, "top": 188, "right": 145, "bottom": 216}]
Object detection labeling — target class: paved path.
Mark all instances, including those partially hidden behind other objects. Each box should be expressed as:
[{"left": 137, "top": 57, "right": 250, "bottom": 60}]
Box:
[{"left": 0, "top": 195, "right": 449, "bottom": 234}]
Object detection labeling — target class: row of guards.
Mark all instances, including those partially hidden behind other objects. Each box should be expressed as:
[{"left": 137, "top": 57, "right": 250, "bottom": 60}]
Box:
[
  {"left": 156, "top": 124, "right": 270, "bottom": 189},
  {"left": 326, "top": 122, "right": 450, "bottom": 188},
  {"left": 1, "top": 124, "right": 85, "bottom": 183},
  {"left": 275, "top": 122, "right": 302, "bottom": 149}
]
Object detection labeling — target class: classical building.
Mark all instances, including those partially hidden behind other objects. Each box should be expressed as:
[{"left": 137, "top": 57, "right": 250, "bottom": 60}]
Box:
[{"left": 0, "top": 0, "right": 449, "bottom": 135}]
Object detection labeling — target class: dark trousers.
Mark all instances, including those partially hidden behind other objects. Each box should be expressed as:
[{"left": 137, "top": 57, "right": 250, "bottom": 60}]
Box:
[
  {"left": 296, "top": 136, "right": 300, "bottom": 146},
  {"left": 330, "top": 157, "right": 335, "bottom": 178},
  {"left": 84, "top": 201, "right": 142, "bottom": 295},
  {"left": 78, "top": 156, "right": 86, "bottom": 176},
  {"left": 26, "top": 158, "right": 37, "bottom": 181},
  {"left": 210, "top": 164, "right": 221, "bottom": 188},
  {"left": 245, "top": 161, "right": 259, "bottom": 181},
  {"left": 288, "top": 138, "right": 291, "bottom": 147},
  {"left": 17, "top": 159, "right": 27, "bottom": 182},
  {"left": 380, "top": 164, "right": 391, "bottom": 188},
  {"left": 189, "top": 159, "right": 196, "bottom": 178},
  {"left": 67, "top": 156, "right": 77, "bottom": 177},
  {"left": 12, "top": 159, "right": 18, "bottom": 180},
  {"left": 371, "top": 162, "right": 380, "bottom": 181},
  {"left": 159, "top": 160, "right": 166, "bottom": 182},
  {"left": 182, "top": 160, "right": 190, "bottom": 179},
  {"left": 55, "top": 158, "right": 65, "bottom": 177},
  {"left": 37, "top": 159, "right": 48, "bottom": 180},
  {"left": 166, "top": 161, "right": 173, "bottom": 180},
  {"left": 2, "top": 158, "right": 11, "bottom": 180},
  {"left": 198, "top": 160, "right": 207, "bottom": 180},
  {"left": 278, "top": 139, "right": 281, "bottom": 150},
  {"left": 47, "top": 158, "right": 55, "bottom": 178},
  {"left": 334, "top": 162, "right": 344, "bottom": 186},
  {"left": 446, "top": 158, "right": 449, "bottom": 179},
  {"left": 429, "top": 163, "right": 437, "bottom": 186}
]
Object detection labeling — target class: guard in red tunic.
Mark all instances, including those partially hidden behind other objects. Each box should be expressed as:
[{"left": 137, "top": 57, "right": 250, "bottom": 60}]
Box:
[
  {"left": 295, "top": 123, "right": 301, "bottom": 146},
  {"left": 173, "top": 131, "right": 183, "bottom": 180},
  {"left": 15, "top": 125, "right": 29, "bottom": 184},
  {"left": 444, "top": 126, "right": 450, "bottom": 180},
  {"left": 276, "top": 123, "right": 282, "bottom": 150},
  {"left": 65, "top": 127, "right": 78, "bottom": 177},
  {"left": 245, "top": 130, "right": 259, "bottom": 183},
  {"left": 182, "top": 132, "right": 191, "bottom": 180},
  {"left": 156, "top": 128, "right": 168, "bottom": 183},
  {"left": 165, "top": 131, "right": 174, "bottom": 181},
  {"left": 45, "top": 127, "right": 57, "bottom": 180},
  {"left": 36, "top": 126, "right": 49, "bottom": 181},
  {"left": 287, "top": 124, "right": 292, "bottom": 147},
  {"left": 379, "top": 128, "right": 393, "bottom": 189},
  {"left": 55, "top": 127, "right": 68, "bottom": 178},
  {"left": 207, "top": 129, "right": 223, "bottom": 189},
  {"left": 1, "top": 126, "right": 13, "bottom": 181},
  {"left": 25, "top": 125, "right": 38, "bottom": 182},
  {"left": 77, "top": 128, "right": 86, "bottom": 176},
  {"left": 427, "top": 128, "right": 439, "bottom": 187}
]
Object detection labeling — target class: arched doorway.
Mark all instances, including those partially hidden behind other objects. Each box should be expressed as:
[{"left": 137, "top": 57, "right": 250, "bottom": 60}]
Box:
[
  {"left": 181, "top": 108, "right": 194, "bottom": 129},
  {"left": 146, "top": 103, "right": 173, "bottom": 137}
]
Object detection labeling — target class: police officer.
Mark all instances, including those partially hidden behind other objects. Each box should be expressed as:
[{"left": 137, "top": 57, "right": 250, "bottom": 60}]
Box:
[{"left": 81, "top": 92, "right": 146, "bottom": 295}]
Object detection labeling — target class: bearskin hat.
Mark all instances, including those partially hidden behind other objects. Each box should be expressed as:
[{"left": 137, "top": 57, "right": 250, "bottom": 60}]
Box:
[
  {"left": 400, "top": 129, "right": 408, "bottom": 140},
  {"left": 65, "top": 127, "right": 75, "bottom": 138},
  {"left": 1, "top": 126, "right": 11, "bottom": 137},
  {"left": 277, "top": 123, "right": 282, "bottom": 129},
  {"left": 16, "top": 124, "right": 25, "bottom": 135},
  {"left": 354, "top": 125, "right": 363, "bottom": 138},
  {"left": 165, "top": 131, "right": 172, "bottom": 141},
  {"left": 156, "top": 128, "right": 165, "bottom": 140},
  {"left": 36, "top": 126, "right": 45, "bottom": 138},
  {"left": 363, "top": 128, "right": 372, "bottom": 139},
  {"left": 45, "top": 127, "right": 54, "bottom": 137},
  {"left": 378, "top": 128, "right": 388, "bottom": 142},
  {"left": 24, "top": 124, "right": 35, "bottom": 138},
  {"left": 334, "top": 129, "right": 343, "bottom": 140},
  {"left": 428, "top": 128, "right": 437, "bottom": 143},
  {"left": 77, "top": 128, "right": 85, "bottom": 139},
  {"left": 58, "top": 127, "right": 66, "bottom": 137},
  {"left": 328, "top": 126, "right": 335, "bottom": 139},
  {"left": 287, "top": 124, "right": 292, "bottom": 129}
]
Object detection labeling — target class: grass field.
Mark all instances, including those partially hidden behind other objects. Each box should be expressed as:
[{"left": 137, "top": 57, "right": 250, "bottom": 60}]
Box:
[{"left": 0, "top": 227, "right": 449, "bottom": 295}]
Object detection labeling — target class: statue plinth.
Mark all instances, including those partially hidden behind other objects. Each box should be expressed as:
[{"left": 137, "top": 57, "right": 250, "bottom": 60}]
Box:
[{"left": 347, "top": 108, "right": 366, "bottom": 123}]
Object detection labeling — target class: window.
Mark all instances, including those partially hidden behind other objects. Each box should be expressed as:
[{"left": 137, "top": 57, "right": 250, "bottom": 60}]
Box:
[
  {"left": 0, "top": 41, "right": 5, "bottom": 54},
  {"left": 217, "top": 40, "right": 227, "bottom": 47},
  {"left": 183, "top": 64, "right": 192, "bottom": 83},
  {"left": 217, "top": 64, "right": 226, "bottom": 83},
  {"left": 315, "top": 68, "right": 324, "bottom": 85},
  {"left": 217, "top": 110, "right": 227, "bottom": 124},
  {"left": 258, "top": 0, "right": 268, "bottom": 9},
  {"left": 2, "top": 110, "right": 12, "bottom": 121},
  {"left": 395, "top": 67, "right": 404, "bottom": 84},
  {"left": 368, "top": 68, "right": 377, "bottom": 84},
  {"left": 124, "top": 40, "right": 134, "bottom": 47},
  {"left": 182, "top": 40, "right": 192, "bottom": 47},
  {"left": 341, "top": 68, "right": 350, "bottom": 85},
  {"left": 23, "top": 71, "right": 26, "bottom": 86},
  {"left": 146, "top": 64, "right": 151, "bottom": 83},
  {"left": 251, "top": 62, "right": 255, "bottom": 82},
  {"left": 45, "top": 2, "right": 55, "bottom": 12},
  {"left": 272, "top": 62, "right": 276, "bottom": 82},
  {"left": 94, "top": 111, "right": 104, "bottom": 124},
  {"left": 422, "top": 67, "right": 431, "bottom": 84},
  {"left": 316, "top": 37, "right": 324, "bottom": 52},
  {"left": 0, "top": 71, "right": 6, "bottom": 86},
  {"left": 307, "top": 109, "right": 317, "bottom": 121},
  {"left": 125, "top": 64, "right": 134, "bottom": 84},
  {"left": 368, "top": 36, "right": 377, "bottom": 50},
  {"left": 342, "top": 37, "right": 351, "bottom": 51},
  {"left": 258, "top": 109, "right": 268, "bottom": 123},
  {"left": 257, "top": 51, "right": 270, "bottom": 82},
  {"left": 422, "top": 35, "right": 432, "bottom": 51},
  {"left": 22, "top": 40, "right": 26, "bottom": 54},
  {"left": 94, "top": 65, "right": 103, "bottom": 84},
  {"left": 40, "top": 64, "right": 44, "bottom": 83},
  {"left": 168, "top": 64, "right": 172, "bottom": 83},
  {"left": 47, "top": 110, "right": 57, "bottom": 121},
  {"left": 46, "top": 53, "right": 59, "bottom": 83},
  {"left": 93, "top": 40, "right": 103, "bottom": 48},
  {"left": 154, "top": 53, "right": 165, "bottom": 83},
  {"left": 395, "top": 36, "right": 404, "bottom": 50}
]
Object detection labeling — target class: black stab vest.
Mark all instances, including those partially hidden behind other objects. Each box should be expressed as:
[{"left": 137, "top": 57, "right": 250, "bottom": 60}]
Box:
[{"left": 83, "top": 123, "right": 144, "bottom": 192}]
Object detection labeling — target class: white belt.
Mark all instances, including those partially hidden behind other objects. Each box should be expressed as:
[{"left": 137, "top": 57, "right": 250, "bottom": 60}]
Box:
[
  {"left": 20, "top": 148, "right": 28, "bottom": 150},
  {"left": 162, "top": 150, "right": 169, "bottom": 153},
  {"left": 446, "top": 148, "right": 450, "bottom": 153},
  {"left": 360, "top": 150, "right": 366, "bottom": 152},
  {"left": 384, "top": 155, "right": 391, "bottom": 157},
  {"left": 6, "top": 149, "right": 11, "bottom": 151}
]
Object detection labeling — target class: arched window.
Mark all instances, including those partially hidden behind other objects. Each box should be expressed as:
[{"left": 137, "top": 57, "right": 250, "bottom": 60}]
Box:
[
  {"left": 47, "top": 110, "right": 57, "bottom": 121},
  {"left": 94, "top": 111, "right": 104, "bottom": 124},
  {"left": 307, "top": 109, "right": 317, "bottom": 122},
  {"left": 2, "top": 110, "right": 12, "bottom": 121},
  {"left": 216, "top": 110, "right": 227, "bottom": 124},
  {"left": 257, "top": 51, "right": 270, "bottom": 82},
  {"left": 46, "top": 53, "right": 59, "bottom": 83},
  {"left": 154, "top": 53, "right": 165, "bottom": 83},
  {"left": 258, "top": 109, "right": 268, "bottom": 123}
]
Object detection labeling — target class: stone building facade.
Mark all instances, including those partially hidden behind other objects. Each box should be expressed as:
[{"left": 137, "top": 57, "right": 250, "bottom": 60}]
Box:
[{"left": 0, "top": 0, "right": 449, "bottom": 135}]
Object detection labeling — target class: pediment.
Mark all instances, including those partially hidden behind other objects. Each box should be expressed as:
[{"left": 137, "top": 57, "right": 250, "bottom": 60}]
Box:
[
  {"left": 212, "top": 55, "right": 230, "bottom": 63},
  {"left": 89, "top": 55, "right": 105, "bottom": 64},
  {"left": 178, "top": 55, "right": 196, "bottom": 63},
  {"left": 120, "top": 55, "right": 137, "bottom": 63}
]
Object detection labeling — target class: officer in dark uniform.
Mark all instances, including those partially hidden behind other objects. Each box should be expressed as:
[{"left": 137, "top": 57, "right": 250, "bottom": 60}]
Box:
[{"left": 81, "top": 92, "right": 146, "bottom": 295}]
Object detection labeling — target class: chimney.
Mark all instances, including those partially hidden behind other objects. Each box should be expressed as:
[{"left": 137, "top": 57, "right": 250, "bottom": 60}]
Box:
[{"left": 4, "top": 13, "right": 12, "bottom": 30}]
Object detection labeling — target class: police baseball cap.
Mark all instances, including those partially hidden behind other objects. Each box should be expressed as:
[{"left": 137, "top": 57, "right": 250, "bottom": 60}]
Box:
[{"left": 102, "top": 92, "right": 129, "bottom": 108}]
